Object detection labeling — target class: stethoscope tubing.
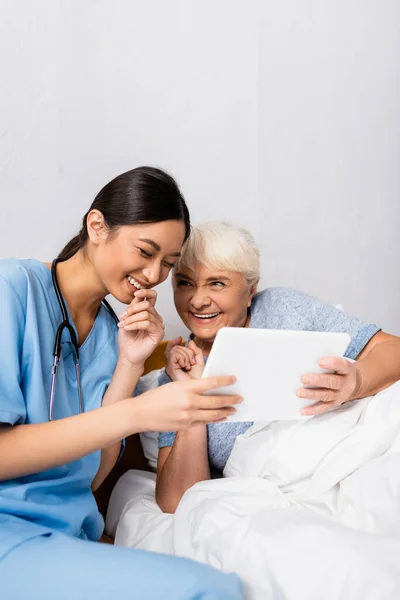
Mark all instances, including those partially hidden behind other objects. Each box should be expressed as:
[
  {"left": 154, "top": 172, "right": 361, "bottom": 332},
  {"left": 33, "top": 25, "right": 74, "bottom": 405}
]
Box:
[{"left": 49, "top": 258, "right": 118, "bottom": 420}]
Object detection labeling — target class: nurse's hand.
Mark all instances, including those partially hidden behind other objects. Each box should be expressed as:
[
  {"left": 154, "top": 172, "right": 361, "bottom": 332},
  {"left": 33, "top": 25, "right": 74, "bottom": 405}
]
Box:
[
  {"left": 132, "top": 376, "right": 241, "bottom": 431},
  {"left": 165, "top": 338, "right": 205, "bottom": 381},
  {"left": 117, "top": 289, "right": 165, "bottom": 367},
  {"left": 297, "top": 356, "right": 362, "bottom": 416}
]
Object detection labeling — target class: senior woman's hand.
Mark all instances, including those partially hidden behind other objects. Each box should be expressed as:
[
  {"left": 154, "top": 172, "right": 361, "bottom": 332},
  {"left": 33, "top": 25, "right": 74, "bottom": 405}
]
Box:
[
  {"left": 297, "top": 356, "right": 362, "bottom": 416},
  {"left": 165, "top": 338, "right": 205, "bottom": 382}
]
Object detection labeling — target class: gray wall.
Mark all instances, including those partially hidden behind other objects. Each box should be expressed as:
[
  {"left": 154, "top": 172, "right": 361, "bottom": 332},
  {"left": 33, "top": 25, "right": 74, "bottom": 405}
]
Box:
[{"left": 1, "top": 0, "right": 399, "bottom": 336}]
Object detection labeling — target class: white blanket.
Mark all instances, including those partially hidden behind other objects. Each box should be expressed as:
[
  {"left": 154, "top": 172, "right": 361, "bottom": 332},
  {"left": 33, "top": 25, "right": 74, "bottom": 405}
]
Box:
[{"left": 107, "top": 382, "right": 400, "bottom": 600}]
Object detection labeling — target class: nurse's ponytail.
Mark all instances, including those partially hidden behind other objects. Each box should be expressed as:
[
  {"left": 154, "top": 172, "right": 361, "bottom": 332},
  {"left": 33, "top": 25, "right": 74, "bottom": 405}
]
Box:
[{"left": 58, "top": 166, "right": 190, "bottom": 260}]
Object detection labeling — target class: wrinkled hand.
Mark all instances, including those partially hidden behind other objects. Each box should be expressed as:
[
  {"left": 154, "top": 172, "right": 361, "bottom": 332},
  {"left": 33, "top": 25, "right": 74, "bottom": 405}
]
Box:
[
  {"left": 298, "top": 356, "right": 362, "bottom": 416},
  {"left": 165, "top": 338, "right": 205, "bottom": 382},
  {"left": 117, "top": 289, "right": 165, "bottom": 367}
]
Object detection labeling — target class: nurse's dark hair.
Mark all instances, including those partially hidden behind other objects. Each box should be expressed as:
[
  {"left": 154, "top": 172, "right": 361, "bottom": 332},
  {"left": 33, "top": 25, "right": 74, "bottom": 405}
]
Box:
[{"left": 58, "top": 166, "right": 190, "bottom": 260}]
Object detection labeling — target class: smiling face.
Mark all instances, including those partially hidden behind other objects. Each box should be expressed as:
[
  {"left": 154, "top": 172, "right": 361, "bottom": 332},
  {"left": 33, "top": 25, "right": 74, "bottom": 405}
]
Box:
[
  {"left": 90, "top": 218, "right": 186, "bottom": 303},
  {"left": 173, "top": 262, "right": 257, "bottom": 351}
]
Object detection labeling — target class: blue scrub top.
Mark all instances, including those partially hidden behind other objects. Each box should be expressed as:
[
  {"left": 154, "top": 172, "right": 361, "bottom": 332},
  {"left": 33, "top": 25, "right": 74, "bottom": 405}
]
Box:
[{"left": 0, "top": 259, "right": 119, "bottom": 559}]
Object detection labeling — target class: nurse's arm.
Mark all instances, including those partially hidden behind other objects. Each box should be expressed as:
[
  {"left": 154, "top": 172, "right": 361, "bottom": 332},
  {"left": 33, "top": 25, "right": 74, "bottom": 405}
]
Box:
[
  {"left": 0, "top": 376, "right": 239, "bottom": 482},
  {"left": 92, "top": 359, "right": 144, "bottom": 491},
  {"left": 0, "top": 399, "right": 143, "bottom": 482}
]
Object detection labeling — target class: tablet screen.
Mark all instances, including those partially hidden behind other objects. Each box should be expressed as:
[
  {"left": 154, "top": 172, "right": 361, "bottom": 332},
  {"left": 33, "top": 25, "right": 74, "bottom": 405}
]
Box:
[{"left": 201, "top": 328, "right": 350, "bottom": 421}]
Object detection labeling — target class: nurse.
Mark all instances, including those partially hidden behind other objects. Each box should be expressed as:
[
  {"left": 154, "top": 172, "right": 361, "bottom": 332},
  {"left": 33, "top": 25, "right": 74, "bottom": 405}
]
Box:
[{"left": 0, "top": 166, "right": 243, "bottom": 600}]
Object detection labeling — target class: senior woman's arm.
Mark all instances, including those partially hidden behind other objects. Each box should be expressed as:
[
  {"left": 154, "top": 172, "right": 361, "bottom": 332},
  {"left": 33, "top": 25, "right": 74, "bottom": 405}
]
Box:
[
  {"left": 156, "top": 425, "right": 211, "bottom": 514},
  {"left": 353, "top": 332, "right": 400, "bottom": 393},
  {"left": 300, "top": 331, "right": 400, "bottom": 416}
]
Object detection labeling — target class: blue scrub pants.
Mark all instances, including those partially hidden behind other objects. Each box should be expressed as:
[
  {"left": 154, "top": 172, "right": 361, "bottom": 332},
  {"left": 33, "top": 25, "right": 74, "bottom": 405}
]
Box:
[{"left": 0, "top": 533, "right": 243, "bottom": 600}]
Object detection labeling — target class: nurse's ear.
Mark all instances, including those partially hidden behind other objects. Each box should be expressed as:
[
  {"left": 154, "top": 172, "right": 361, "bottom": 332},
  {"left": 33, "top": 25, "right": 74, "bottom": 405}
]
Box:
[{"left": 86, "top": 210, "right": 109, "bottom": 246}]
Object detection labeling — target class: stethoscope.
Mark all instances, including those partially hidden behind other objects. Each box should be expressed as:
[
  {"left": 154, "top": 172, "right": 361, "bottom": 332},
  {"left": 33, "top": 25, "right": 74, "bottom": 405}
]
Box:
[{"left": 49, "top": 258, "right": 119, "bottom": 421}]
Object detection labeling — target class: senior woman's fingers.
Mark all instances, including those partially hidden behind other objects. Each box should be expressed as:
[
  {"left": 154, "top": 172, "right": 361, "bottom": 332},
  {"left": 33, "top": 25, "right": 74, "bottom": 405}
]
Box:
[
  {"left": 173, "top": 346, "right": 197, "bottom": 367},
  {"left": 177, "top": 352, "right": 191, "bottom": 371},
  {"left": 188, "top": 340, "right": 205, "bottom": 366},
  {"left": 301, "top": 397, "right": 344, "bottom": 417},
  {"left": 301, "top": 372, "right": 344, "bottom": 390},
  {"left": 171, "top": 347, "right": 192, "bottom": 369},
  {"left": 187, "top": 349, "right": 197, "bottom": 365},
  {"left": 318, "top": 356, "right": 352, "bottom": 374},
  {"left": 165, "top": 337, "right": 183, "bottom": 358},
  {"left": 297, "top": 387, "right": 338, "bottom": 404},
  {"left": 188, "top": 340, "right": 199, "bottom": 352},
  {"left": 178, "top": 345, "right": 196, "bottom": 364}
]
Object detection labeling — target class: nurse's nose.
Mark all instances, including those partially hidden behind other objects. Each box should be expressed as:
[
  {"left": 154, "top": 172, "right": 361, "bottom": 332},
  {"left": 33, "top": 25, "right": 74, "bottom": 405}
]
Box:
[{"left": 143, "top": 262, "right": 161, "bottom": 285}]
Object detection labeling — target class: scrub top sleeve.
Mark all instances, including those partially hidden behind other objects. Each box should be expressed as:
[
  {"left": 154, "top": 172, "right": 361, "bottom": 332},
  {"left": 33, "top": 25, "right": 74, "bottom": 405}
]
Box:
[{"left": 0, "top": 276, "right": 26, "bottom": 425}]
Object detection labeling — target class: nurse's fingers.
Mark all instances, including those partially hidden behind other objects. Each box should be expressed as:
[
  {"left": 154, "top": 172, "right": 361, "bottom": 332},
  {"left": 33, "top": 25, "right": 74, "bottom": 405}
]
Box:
[
  {"left": 122, "top": 300, "right": 160, "bottom": 320},
  {"left": 190, "top": 375, "right": 237, "bottom": 393},
  {"left": 119, "top": 311, "right": 163, "bottom": 329},
  {"left": 133, "top": 288, "right": 157, "bottom": 306},
  {"left": 123, "top": 320, "right": 165, "bottom": 334},
  {"left": 194, "top": 393, "right": 243, "bottom": 411},
  {"left": 193, "top": 406, "right": 237, "bottom": 423}
]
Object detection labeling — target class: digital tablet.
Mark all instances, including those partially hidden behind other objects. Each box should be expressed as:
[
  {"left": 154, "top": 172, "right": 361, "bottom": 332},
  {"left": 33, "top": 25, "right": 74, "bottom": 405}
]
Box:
[{"left": 201, "top": 328, "right": 351, "bottom": 421}]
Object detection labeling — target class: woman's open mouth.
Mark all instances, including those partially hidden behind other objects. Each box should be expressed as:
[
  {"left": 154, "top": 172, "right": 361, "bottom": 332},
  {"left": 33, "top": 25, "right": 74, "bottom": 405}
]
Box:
[
  {"left": 190, "top": 312, "right": 221, "bottom": 324},
  {"left": 126, "top": 275, "right": 146, "bottom": 294}
]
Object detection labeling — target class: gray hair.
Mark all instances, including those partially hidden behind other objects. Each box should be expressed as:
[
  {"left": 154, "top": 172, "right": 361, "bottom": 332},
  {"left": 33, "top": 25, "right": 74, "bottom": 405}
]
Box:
[{"left": 174, "top": 221, "right": 260, "bottom": 285}]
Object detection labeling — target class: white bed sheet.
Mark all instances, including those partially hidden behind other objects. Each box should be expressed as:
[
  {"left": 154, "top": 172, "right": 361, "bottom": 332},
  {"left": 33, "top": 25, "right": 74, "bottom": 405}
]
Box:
[{"left": 107, "top": 381, "right": 400, "bottom": 600}]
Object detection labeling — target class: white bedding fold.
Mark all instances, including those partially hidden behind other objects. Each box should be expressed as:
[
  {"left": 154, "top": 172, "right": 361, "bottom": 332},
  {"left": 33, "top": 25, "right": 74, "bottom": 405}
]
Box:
[{"left": 108, "top": 381, "right": 400, "bottom": 599}]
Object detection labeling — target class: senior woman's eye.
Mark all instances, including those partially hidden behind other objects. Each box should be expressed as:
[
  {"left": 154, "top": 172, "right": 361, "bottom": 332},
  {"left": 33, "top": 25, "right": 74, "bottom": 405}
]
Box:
[
  {"left": 177, "top": 279, "right": 192, "bottom": 288},
  {"left": 211, "top": 281, "right": 225, "bottom": 288}
]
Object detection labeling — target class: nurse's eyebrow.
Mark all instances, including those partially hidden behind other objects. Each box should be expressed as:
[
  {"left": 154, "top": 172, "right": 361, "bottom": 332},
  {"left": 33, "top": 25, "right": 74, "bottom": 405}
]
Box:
[{"left": 139, "top": 238, "right": 181, "bottom": 257}]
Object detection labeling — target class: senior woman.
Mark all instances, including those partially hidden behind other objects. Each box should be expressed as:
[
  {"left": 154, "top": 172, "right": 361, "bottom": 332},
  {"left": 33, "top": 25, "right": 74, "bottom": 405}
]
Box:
[{"left": 156, "top": 221, "right": 400, "bottom": 513}]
